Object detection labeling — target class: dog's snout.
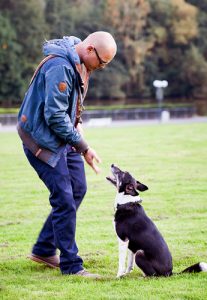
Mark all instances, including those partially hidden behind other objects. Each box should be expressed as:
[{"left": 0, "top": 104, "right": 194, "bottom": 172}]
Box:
[{"left": 111, "top": 164, "right": 121, "bottom": 174}]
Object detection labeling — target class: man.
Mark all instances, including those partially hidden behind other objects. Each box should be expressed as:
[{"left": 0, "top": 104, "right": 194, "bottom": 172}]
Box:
[{"left": 17, "top": 31, "right": 117, "bottom": 277}]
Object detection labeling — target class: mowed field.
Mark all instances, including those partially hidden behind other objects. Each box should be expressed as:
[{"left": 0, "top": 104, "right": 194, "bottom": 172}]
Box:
[{"left": 0, "top": 123, "right": 207, "bottom": 300}]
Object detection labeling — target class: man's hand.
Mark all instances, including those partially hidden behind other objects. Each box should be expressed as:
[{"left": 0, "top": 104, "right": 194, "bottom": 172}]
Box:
[{"left": 83, "top": 147, "right": 101, "bottom": 174}]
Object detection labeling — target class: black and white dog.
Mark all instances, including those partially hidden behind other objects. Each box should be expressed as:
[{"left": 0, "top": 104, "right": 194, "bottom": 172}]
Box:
[{"left": 106, "top": 164, "right": 207, "bottom": 278}]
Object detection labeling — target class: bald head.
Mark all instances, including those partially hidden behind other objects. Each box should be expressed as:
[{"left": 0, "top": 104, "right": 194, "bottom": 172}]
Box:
[
  {"left": 75, "top": 31, "right": 117, "bottom": 71},
  {"left": 83, "top": 31, "right": 117, "bottom": 63}
]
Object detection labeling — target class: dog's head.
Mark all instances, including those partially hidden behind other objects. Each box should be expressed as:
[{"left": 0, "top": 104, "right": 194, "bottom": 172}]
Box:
[{"left": 106, "top": 164, "right": 148, "bottom": 196}]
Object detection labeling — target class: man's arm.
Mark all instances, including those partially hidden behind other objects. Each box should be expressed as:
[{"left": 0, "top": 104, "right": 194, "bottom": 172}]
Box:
[
  {"left": 44, "top": 64, "right": 101, "bottom": 173},
  {"left": 76, "top": 124, "right": 101, "bottom": 174},
  {"left": 44, "top": 64, "right": 88, "bottom": 153}
]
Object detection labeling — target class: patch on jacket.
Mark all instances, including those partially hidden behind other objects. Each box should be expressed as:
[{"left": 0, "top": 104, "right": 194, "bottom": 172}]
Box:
[
  {"left": 58, "top": 82, "right": 67, "bottom": 92},
  {"left": 21, "top": 115, "right": 27, "bottom": 122}
]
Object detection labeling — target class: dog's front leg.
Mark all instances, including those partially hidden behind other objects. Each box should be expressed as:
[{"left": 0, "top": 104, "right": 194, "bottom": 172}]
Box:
[
  {"left": 117, "top": 237, "right": 128, "bottom": 278},
  {"left": 126, "top": 249, "right": 135, "bottom": 274}
]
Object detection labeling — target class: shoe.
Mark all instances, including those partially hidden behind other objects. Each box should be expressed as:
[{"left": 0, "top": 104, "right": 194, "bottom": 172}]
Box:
[
  {"left": 75, "top": 269, "right": 102, "bottom": 279},
  {"left": 27, "top": 253, "right": 60, "bottom": 269}
]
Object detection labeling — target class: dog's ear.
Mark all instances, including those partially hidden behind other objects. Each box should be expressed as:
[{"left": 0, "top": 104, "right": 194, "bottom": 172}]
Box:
[
  {"left": 126, "top": 183, "right": 138, "bottom": 196},
  {"left": 136, "top": 181, "right": 148, "bottom": 192}
]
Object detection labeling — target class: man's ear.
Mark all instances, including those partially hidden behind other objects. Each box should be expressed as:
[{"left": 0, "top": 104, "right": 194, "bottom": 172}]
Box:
[
  {"left": 126, "top": 184, "right": 138, "bottom": 196},
  {"left": 136, "top": 181, "right": 148, "bottom": 192},
  {"left": 87, "top": 45, "right": 94, "bottom": 53}
]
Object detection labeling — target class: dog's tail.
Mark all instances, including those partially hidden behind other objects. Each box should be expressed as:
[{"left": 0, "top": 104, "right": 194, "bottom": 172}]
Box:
[{"left": 177, "top": 262, "right": 207, "bottom": 274}]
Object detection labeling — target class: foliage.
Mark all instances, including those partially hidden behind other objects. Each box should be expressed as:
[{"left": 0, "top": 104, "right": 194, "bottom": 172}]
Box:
[
  {"left": 88, "top": 60, "right": 128, "bottom": 99},
  {"left": 1, "top": 0, "right": 207, "bottom": 105},
  {"left": 170, "top": 0, "right": 198, "bottom": 45},
  {"left": 0, "top": 0, "right": 47, "bottom": 104},
  {"left": 187, "top": 0, "right": 207, "bottom": 59},
  {"left": 104, "top": 0, "right": 152, "bottom": 97},
  {"left": 180, "top": 46, "right": 207, "bottom": 98},
  {"left": 0, "top": 13, "right": 22, "bottom": 105},
  {"left": 145, "top": 0, "right": 202, "bottom": 98}
]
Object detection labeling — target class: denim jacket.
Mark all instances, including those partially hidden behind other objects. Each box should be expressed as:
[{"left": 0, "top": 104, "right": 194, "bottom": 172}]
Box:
[{"left": 18, "top": 36, "right": 88, "bottom": 166}]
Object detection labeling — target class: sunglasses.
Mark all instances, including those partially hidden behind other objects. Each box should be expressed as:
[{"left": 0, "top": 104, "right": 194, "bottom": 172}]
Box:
[{"left": 94, "top": 48, "right": 108, "bottom": 66}]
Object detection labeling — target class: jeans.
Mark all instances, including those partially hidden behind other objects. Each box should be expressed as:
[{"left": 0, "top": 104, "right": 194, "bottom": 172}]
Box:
[{"left": 24, "top": 145, "right": 87, "bottom": 274}]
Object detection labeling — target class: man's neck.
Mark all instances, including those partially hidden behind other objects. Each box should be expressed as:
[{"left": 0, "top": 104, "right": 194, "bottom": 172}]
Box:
[{"left": 75, "top": 43, "right": 83, "bottom": 63}]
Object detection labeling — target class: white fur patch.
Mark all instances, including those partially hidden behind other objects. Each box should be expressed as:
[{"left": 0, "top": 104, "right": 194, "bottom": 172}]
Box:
[
  {"left": 200, "top": 262, "right": 207, "bottom": 272},
  {"left": 114, "top": 192, "right": 142, "bottom": 209}
]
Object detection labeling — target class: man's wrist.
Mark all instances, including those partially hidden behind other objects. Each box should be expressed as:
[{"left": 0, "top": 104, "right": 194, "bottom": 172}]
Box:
[
  {"left": 72, "top": 138, "right": 89, "bottom": 154},
  {"left": 81, "top": 147, "right": 89, "bottom": 156}
]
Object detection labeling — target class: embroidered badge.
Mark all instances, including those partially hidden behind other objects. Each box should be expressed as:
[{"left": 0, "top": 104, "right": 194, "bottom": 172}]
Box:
[
  {"left": 21, "top": 115, "right": 27, "bottom": 122},
  {"left": 58, "top": 82, "right": 67, "bottom": 92}
]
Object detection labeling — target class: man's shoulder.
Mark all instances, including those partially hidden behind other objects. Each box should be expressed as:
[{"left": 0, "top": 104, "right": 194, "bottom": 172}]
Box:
[{"left": 41, "top": 56, "right": 75, "bottom": 74}]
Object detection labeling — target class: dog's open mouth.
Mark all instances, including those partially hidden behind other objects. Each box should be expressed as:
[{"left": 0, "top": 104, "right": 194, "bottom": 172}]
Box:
[
  {"left": 106, "top": 174, "right": 117, "bottom": 185},
  {"left": 106, "top": 164, "right": 120, "bottom": 186}
]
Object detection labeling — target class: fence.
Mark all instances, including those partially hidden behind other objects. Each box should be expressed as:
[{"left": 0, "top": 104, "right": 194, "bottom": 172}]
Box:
[
  {"left": 82, "top": 106, "right": 196, "bottom": 122},
  {"left": 0, "top": 106, "right": 196, "bottom": 126}
]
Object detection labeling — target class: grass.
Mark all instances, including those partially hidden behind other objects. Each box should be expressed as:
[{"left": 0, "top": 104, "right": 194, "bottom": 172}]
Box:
[
  {"left": 0, "top": 108, "right": 19, "bottom": 114},
  {"left": 0, "top": 122, "right": 207, "bottom": 300}
]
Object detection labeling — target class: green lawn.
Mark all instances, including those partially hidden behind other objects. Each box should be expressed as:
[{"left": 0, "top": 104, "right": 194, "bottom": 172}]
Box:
[{"left": 0, "top": 123, "right": 207, "bottom": 300}]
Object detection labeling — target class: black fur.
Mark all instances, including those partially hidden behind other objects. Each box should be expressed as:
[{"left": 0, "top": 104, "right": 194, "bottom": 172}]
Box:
[
  {"left": 115, "top": 202, "right": 173, "bottom": 276},
  {"left": 107, "top": 164, "right": 206, "bottom": 277}
]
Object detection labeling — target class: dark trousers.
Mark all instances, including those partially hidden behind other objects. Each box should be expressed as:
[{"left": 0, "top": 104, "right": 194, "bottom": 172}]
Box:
[{"left": 24, "top": 145, "right": 87, "bottom": 274}]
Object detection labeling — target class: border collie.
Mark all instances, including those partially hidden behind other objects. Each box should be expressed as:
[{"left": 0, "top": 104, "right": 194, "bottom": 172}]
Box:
[{"left": 106, "top": 164, "right": 207, "bottom": 278}]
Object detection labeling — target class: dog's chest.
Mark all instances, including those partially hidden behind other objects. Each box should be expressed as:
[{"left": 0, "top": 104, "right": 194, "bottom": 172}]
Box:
[
  {"left": 113, "top": 220, "right": 129, "bottom": 242},
  {"left": 114, "top": 202, "right": 140, "bottom": 221},
  {"left": 114, "top": 204, "right": 140, "bottom": 237}
]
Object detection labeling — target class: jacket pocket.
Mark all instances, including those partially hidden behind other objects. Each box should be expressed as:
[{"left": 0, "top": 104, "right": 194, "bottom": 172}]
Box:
[{"left": 33, "top": 119, "right": 63, "bottom": 152}]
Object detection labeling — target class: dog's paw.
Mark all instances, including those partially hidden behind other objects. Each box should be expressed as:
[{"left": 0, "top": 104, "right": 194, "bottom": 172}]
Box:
[
  {"left": 116, "top": 272, "right": 126, "bottom": 278},
  {"left": 125, "top": 267, "right": 134, "bottom": 274}
]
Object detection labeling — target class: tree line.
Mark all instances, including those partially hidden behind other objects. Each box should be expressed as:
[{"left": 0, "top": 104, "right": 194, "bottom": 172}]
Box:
[{"left": 0, "top": 0, "right": 207, "bottom": 106}]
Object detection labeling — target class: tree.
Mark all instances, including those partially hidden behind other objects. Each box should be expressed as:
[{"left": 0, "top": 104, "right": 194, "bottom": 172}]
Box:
[
  {"left": 44, "top": 0, "right": 104, "bottom": 39},
  {"left": 0, "top": 0, "right": 47, "bottom": 105},
  {"left": 145, "top": 0, "right": 202, "bottom": 99},
  {"left": 180, "top": 46, "right": 207, "bottom": 98},
  {"left": 186, "top": 0, "right": 207, "bottom": 59},
  {"left": 0, "top": 14, "right": 22, "bottom": 105},
  {"left": 104, "top": 0, "right": 152, "bottom": 98},
  {"left": 1, "top": 0, "right": 207, "bottom": 105},
  {"left": 87, "top": 59, "right": 127, "bottom": 100}
]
